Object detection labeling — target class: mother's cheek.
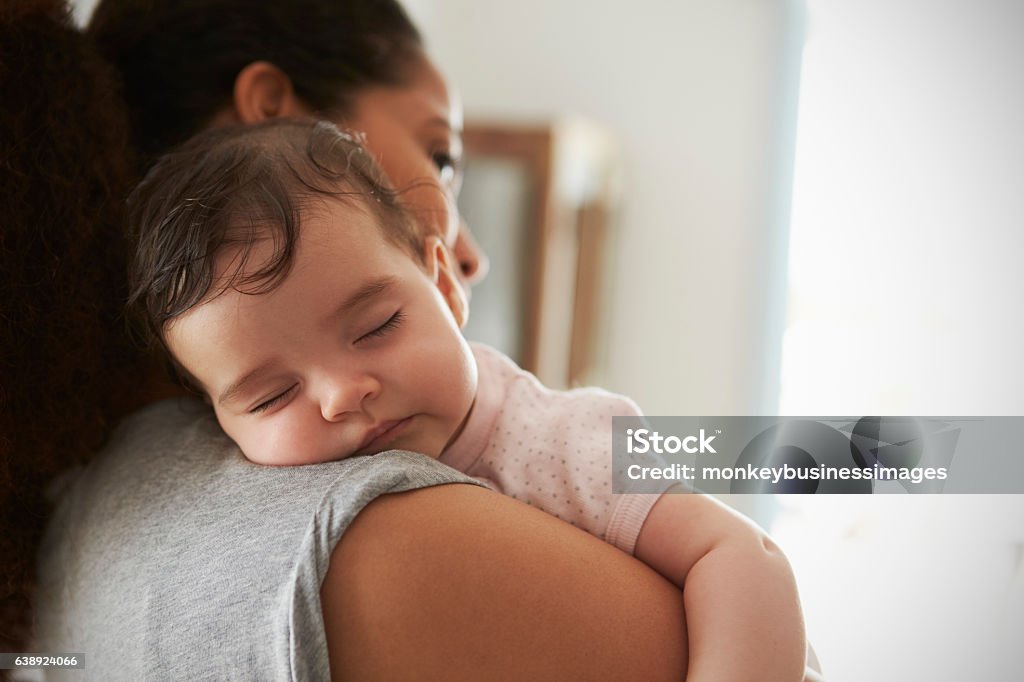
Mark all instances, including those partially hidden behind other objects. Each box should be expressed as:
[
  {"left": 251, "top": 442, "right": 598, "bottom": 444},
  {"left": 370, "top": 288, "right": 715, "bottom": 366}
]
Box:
[{"left": 403, "top": 181, "right": 459, "bottom": 246}]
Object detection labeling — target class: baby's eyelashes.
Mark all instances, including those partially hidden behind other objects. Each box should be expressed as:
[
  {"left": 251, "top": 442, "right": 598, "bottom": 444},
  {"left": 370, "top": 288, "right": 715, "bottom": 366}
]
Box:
[
  {"left": 250, "top": 384, "right": 299, "bottom": 414},
  {"left": 355, "top": 310, "right": 405, "bottom": 345}
]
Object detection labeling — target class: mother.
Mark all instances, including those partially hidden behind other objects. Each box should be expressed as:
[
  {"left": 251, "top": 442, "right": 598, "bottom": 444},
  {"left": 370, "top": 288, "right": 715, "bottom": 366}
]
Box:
[{"left": 7, "top": 1, "right": 812, "bottom": 679}]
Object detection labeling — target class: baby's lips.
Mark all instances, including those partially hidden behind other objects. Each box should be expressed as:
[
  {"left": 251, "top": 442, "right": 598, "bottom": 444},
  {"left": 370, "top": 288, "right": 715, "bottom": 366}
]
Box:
[{"left": 354, "top": 417, "right": 411, "bottom": 455}]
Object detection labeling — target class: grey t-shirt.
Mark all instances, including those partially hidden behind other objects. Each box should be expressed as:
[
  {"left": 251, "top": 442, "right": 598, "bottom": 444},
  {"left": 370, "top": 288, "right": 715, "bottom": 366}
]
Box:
[{"left": 35, "top": 399, "right": 480, "bottom": 681}]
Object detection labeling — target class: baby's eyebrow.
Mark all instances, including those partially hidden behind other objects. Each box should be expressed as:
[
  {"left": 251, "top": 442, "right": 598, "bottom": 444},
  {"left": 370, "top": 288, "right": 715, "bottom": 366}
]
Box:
[
  {"left": 218, "top": 359, "right": 279, "bottom": 407},
  {"left": 322, "top": 276, "right": 397, "bottom": 328}
]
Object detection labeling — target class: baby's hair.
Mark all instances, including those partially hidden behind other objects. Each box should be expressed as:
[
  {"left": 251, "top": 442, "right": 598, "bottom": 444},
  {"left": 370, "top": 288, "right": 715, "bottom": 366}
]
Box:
[{"left": 127, "top": 118, "right": 422, "bottom": 359}]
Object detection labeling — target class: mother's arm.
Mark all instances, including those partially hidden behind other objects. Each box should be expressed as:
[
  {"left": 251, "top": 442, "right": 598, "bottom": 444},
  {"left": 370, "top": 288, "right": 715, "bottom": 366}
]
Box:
[{"left": 322, "top": 483, "right": 688, "bottom": 681}]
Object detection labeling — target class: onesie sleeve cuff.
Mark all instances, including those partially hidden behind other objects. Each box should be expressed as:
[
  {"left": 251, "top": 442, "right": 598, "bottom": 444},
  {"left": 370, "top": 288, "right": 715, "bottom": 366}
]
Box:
[{"left": 604, "top": 492, "right": 665, "bottom": 555}]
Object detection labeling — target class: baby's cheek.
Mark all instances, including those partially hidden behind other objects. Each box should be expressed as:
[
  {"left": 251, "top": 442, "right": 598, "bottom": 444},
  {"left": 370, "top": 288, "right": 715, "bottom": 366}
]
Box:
[
  {"left": 223, "top": 418, "right": 286, "bottom": 466},
  {"left": 236, "top": 427, "right": 277, "bottom": 466},
  {"left": 254, "top": 421, "right": 309, "bottom": 466},
  {"left": 442, "top": 339, "right": 478, "bottom": 426}
]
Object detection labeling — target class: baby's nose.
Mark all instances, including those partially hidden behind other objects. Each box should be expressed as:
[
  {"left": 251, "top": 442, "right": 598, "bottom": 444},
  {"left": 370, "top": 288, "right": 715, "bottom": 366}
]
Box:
[{"left": 319, "top": 373, "right": 379, "bottom": 422}]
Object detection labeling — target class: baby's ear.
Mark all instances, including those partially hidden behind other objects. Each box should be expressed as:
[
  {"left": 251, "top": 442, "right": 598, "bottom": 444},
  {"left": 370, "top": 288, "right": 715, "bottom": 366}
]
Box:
[
  {"left": 232, "top": 61, "right": 310, "bottom": 123},
  {"left": 424, "top": 236, "right": 469, "bottom": 328}
]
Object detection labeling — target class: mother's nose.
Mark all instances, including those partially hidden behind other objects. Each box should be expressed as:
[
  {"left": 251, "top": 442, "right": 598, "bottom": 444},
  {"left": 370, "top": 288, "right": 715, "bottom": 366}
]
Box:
[
  {"left": 454, "top": 222, "right": 489, "bottom": 285},
  {"left": 318, "top": 372, "right": 380, "bottom": 422}
]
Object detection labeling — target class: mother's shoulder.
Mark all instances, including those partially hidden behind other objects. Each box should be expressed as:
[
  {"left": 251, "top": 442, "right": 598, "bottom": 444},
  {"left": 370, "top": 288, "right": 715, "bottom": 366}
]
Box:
[
  {"left": 105, "top": 397, "right": 232, "bottom": 465},
  {"left": 117, "top": 396, "right": 217, "bottom": 438}
]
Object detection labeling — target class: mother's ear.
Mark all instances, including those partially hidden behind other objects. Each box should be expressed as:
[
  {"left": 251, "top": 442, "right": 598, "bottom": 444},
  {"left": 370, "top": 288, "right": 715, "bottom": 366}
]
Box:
[
  {"left": 232, "top": 61, "right": 311, "bottom": 123},
  {"left": 425, "top": 236, "right": 469, "bottom": 328}
]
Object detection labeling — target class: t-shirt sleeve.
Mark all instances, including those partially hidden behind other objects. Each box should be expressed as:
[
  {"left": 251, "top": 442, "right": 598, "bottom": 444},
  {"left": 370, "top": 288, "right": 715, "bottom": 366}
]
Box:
[{"left": 36, "top": 398, "right": 484, "bottom": 682}]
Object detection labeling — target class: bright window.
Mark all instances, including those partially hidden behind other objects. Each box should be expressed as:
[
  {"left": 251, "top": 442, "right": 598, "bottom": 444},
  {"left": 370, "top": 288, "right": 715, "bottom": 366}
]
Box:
[{"left": 776, "top": 1, "right": 1024, "bottom": 678}]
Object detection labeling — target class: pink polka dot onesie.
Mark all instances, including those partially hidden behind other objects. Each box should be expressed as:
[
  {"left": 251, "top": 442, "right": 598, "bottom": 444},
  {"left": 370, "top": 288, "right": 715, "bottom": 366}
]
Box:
[{"left": 440, "top": 343, "right": 667, "bottom": 555}]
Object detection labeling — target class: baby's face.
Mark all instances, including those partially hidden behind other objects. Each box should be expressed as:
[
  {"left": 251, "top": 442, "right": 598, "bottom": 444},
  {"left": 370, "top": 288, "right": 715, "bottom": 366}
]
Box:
[{"left": 164, "top": 199, "right": 477, "bottom": 466}]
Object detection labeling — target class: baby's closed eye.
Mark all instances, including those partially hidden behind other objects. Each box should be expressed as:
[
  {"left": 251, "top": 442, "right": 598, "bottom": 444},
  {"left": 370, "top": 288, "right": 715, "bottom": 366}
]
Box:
[{"left": 355, "top": 310, "right": 405, "bottom": 344}]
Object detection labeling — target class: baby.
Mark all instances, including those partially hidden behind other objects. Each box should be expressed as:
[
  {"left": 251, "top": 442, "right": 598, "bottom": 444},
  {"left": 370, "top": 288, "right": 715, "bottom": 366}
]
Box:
[{"left": 128, "top": 119, "right": 807, "bottom": 682}]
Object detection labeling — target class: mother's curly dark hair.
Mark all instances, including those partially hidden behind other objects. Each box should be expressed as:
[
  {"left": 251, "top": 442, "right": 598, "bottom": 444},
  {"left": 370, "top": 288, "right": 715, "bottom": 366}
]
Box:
[{"left": 0, "top": 0, "right": 149, "bottom": 656}]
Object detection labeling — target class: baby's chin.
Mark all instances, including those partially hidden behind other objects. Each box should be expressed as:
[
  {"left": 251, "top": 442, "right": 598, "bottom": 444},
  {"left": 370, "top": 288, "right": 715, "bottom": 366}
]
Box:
[
  {"left": 239, "top": 447, "right": 355, "bottom": 467},
  {"left": 234, "top": 415, "right": 453, "bottom": 465}
]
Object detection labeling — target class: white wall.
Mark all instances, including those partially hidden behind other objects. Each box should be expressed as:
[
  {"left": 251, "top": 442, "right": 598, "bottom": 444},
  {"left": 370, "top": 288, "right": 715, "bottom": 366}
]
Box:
[
  {"left": 416, "top": 0, "right": 803, "bottom": 415},
  {"left": 782, "top": 0, "right": 1024, "bottom": 417}
]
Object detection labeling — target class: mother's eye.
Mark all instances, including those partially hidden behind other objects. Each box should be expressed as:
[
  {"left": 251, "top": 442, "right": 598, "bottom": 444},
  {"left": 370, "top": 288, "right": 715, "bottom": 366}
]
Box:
[
  {"left": 432, "top": 150, "right": 455, "bottom": 173},
  {"left": 431, "top": 150, "right": 461, "bottom": 187},
  {"left": 356, "top": 310, "right": 405, "bottom": 344}
]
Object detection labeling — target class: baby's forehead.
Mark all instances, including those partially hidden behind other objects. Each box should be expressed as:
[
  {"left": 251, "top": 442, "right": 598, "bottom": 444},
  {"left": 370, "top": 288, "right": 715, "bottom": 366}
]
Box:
[
  {"left": 296, "top": 194, "right": 425, "bottom": 261},
  {"left": 171, "top": 218, "right": 403, "bottom": 337},
  {"left": 219, "top": 193, "right": 384, "bottom": 262},
  {"left": 214, "top": 195, "right": 412, "bottom": 277},
  {"left": 179, "top": 191, "right": 424, "bottom": 324},
  {"left": 297, "top": 195, "right": 407, "bottom": 247},
  {"left": 300, "top": 193, "right": 380, "bottom": 225}
]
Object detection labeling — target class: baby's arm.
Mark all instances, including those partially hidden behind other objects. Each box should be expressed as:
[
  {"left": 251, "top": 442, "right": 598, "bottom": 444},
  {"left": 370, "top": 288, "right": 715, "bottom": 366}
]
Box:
[{"left": 634, "top": 487, "right": 806, "bottom": 682}]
